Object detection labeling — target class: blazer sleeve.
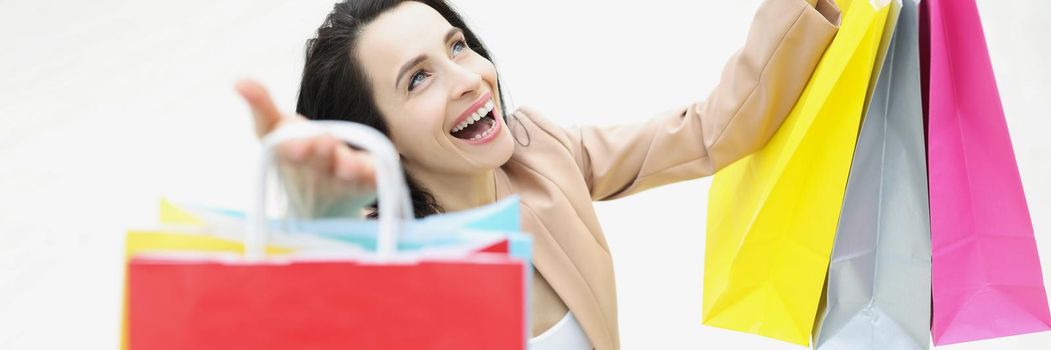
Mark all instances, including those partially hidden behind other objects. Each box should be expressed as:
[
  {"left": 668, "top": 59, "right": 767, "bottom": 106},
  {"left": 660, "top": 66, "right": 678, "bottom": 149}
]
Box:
[{"left": 522, "top": 0, "right": 840, "bottom": 201}]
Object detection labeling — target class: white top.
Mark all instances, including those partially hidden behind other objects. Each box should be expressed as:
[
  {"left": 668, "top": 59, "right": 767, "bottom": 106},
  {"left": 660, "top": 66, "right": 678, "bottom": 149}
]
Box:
[{"left": 528, "top": 312, "right": 593, "bottom": 350}]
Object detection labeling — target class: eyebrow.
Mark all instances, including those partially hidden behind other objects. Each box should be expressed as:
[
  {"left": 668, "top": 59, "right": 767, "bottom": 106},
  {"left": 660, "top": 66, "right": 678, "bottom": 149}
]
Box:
[{"left": 395, "top": 27, "right": 465, "bottom": 90}]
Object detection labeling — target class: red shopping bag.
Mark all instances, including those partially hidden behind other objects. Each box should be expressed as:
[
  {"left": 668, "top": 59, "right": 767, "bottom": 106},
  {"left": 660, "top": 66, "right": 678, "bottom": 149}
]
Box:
[
  {"left": 126, "top": 121, "right": 529, "bottom": 349},
  {"left": 128, "top": 254, "right": 526, "bottom": 350}
]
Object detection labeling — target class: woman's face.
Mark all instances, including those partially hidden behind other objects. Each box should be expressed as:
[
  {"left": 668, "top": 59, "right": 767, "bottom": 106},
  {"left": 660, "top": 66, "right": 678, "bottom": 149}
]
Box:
[{"left": 356, "top": 1, "right": 514, "bottom": 177}]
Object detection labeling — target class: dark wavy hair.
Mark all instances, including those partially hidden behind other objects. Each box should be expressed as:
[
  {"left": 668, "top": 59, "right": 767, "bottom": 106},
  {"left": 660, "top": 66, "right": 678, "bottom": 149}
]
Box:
[{"left": 296, "top": 0, "right": 519, "bottom": 218}]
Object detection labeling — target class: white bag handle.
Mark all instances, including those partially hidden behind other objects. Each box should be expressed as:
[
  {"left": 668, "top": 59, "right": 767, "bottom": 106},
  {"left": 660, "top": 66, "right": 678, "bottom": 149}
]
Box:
[{"left": 247, "top": 121, "right": 413, "bottom": 261}]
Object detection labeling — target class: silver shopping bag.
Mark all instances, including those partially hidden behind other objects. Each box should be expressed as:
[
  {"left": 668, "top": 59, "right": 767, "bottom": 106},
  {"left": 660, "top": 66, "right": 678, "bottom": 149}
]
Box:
[{"left": 813, "top": 1, "right": 932, "bottom": 349}]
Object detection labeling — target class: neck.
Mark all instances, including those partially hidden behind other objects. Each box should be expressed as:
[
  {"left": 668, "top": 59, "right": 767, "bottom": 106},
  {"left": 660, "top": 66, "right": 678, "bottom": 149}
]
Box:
[{"left": 407, "top": 166, "right": 497, "bottom": 213}]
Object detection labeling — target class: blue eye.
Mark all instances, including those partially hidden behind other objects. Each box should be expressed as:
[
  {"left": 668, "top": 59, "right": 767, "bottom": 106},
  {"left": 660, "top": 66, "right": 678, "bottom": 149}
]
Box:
[
  {"left": 452, "top": 39, "right": 468, "bottom": 55},
  {"left": 408, "top": 70, "right": 429, "bottom": 91},
  {"left": 407, "top": 40, "right": 467, "bottom": 92}
]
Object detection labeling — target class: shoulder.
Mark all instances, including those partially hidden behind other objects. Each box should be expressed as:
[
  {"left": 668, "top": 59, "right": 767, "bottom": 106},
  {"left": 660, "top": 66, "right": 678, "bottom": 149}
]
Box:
[
  {"left": 511, "top": 106, "right": 559, "bottom": 137},
  {"left": 505, "top": 106, "right": 586, "bottom": 170},
  {"left": 510, "top": 106, "right": 578, "bottom": 152}
]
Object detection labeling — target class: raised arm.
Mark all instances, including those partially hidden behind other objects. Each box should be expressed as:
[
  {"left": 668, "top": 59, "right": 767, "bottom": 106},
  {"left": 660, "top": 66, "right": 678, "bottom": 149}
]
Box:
[{"left": 523, "top": 0, "right": 840, "bottom": 201}]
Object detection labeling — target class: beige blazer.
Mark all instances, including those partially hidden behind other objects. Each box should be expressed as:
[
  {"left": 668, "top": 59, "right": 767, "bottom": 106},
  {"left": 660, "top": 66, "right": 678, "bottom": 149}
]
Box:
[{"left": 494, "top": 0, "right": 841, "bottom": 348}]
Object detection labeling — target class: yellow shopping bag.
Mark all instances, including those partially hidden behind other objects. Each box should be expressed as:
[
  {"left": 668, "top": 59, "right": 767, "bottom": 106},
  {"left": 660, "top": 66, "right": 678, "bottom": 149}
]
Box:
[
  {"left": 702, "top": 0, "right": 890, "bottom": 345},
  {"left": 119, "top": 200, "right": 291, "bottom": 350}
]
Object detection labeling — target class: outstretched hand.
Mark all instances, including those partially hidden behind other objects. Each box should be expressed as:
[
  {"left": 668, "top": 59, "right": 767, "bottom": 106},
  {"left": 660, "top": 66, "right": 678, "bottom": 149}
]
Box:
[{"left": 236, "top": 79, "right": 378, "bottom": 217}]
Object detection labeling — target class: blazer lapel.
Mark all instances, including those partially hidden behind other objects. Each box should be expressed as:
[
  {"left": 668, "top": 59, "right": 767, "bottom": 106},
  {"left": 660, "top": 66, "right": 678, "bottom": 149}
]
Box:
[{"left": 495, "top": 169, "right": 616, "bottom": 350}]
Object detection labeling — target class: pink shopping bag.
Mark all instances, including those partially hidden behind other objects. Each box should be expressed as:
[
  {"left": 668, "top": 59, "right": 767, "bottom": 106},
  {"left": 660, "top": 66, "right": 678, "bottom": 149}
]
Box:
[{"left": 922, "top": 0, "right": 1051, "bottom": 345}]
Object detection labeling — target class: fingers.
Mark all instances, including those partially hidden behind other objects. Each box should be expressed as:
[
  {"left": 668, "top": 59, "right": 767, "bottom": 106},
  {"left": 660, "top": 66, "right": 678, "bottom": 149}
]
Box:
[
  {"left": 238, "top": 79, "right": 376, "bottom": 192},
  {"left": 334, "top": 145, "right": 377, "bottom": 189},
  {"left": 304, "top": 135, "right": 341, "bottom": 175},
  {"left": 276, "top": 135, "right": 377, "bottom": 190},
  {"left": 275, "top": 138, "right": 312, "bottom": 163},
  {"left": 235, "top": 79, "right": 286, "bottom": 138}
]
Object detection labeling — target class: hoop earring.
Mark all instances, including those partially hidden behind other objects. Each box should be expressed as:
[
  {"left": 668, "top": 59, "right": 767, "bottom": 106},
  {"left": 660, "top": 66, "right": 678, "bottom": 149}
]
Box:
[{"left": 508, "top": 114, "right": 531, "bottom": 147}]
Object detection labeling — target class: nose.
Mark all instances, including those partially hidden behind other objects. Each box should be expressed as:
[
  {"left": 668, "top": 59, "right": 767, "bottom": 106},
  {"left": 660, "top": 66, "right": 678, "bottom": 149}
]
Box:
[{"left": 446, "top": 62, "right": 484, "bottom": 101}]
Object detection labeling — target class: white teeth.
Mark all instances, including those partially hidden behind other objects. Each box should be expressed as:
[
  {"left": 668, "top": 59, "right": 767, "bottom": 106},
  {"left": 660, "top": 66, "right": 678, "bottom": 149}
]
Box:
[
  {"left": 450, "top": 99, "right": 496, "bottom": 133},
  {"left": 468, "top": 118, "right": 497, "bottom": 141}
]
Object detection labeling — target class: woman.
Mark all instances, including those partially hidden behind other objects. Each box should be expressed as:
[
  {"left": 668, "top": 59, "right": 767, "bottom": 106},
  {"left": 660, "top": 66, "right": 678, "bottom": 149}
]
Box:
[{"left": 236, "top": 0, "right": 840, "bottom": 348}]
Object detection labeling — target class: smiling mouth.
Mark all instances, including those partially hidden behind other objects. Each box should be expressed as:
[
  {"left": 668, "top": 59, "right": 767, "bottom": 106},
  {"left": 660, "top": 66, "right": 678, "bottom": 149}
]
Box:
[{"left": 450, "top": 100, "right": 497, "bottom": 141}]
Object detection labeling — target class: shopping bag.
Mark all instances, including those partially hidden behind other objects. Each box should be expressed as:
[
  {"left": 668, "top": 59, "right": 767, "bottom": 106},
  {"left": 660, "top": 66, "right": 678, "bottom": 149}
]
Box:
[
  {"left": 161, "top": 194, "right": 532, "bottom": 262},
  {"left": 126, "top": 121, "right": 531, "bottom": 350},
  {"left": 812, "top": 1, "right": 932, "bottom": 349},
  {"left": 702, "top": 0, "right": 891, "bottom": 345},
  {"left": 922, "top": 0, "right": 1051, "bottom": 345},
  {"left": 121, "top": 203, "right": 526, "bottom": 349},
  {"left": 119, "top": 227, "right": 296, "bottom": 350}
]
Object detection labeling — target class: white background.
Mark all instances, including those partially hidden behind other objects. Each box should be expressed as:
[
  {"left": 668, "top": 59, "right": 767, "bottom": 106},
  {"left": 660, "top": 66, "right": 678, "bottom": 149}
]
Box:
[{"left": 1, "top": 0, "right": 1048, "bottom": 348}]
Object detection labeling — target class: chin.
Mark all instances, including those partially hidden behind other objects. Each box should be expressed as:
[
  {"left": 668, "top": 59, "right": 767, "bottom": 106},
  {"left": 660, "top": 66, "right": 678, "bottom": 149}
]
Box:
[{"left": 469, "top": 130, "right": 515, "bottom": 170}]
